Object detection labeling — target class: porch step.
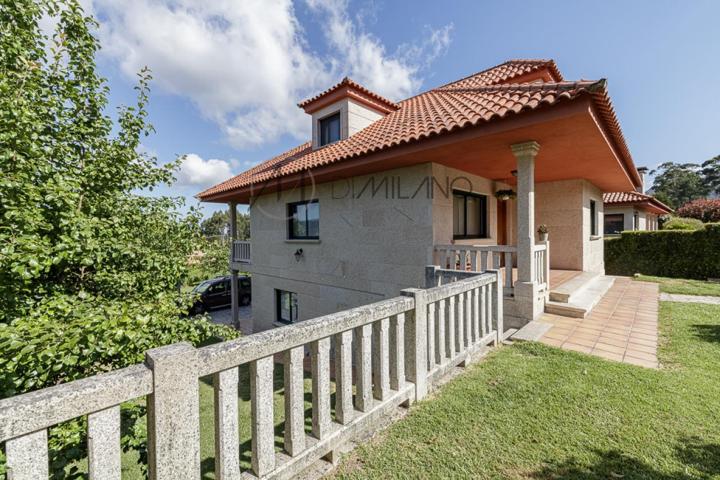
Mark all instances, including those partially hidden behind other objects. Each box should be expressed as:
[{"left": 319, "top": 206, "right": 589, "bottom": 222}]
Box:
[
  {"left": 545, "top": 275, "right": 615, "bottom": 318},
  {"left": 549, "top": 271, "right": 601, "bottom": 303}
]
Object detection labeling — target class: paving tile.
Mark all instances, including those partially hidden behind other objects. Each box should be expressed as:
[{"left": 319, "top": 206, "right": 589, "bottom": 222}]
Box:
[
  {"left": 626, "top": 342, "right": 656, "bottom": 354},
  {"left": 593, "top": 349, "right": 625, "bottom": 362},
  {"left": 566, "top": 336, "right": 597, "bottom": 348},
  {"left": 631, "top": 332, "right": 658, "bottom": 342},
  {"left": 540, "top": 337, "right": 564, "bottom": 347},
  {"left": 625, "top": 349, "right": 657, "bottom": 362},
  {"left": 594, "top": 342, "right": 626, "bottom": 354},
  {"left": 597, "top": 335, "right": 628, "bottom": 348},
  {"left": 627, "top": 337, "right": 656, "bottom": 348},
  {"left": 623, "top": 355, "right": 658, "bottom": 369},
  {"left": 564, "top": 342, "right": 593, "bottom": 354}
]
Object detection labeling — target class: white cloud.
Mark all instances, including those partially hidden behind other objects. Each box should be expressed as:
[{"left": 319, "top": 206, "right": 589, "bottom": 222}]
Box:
[
  {"left": 306, "top": 0, "right": 453, "bottom": 100},
  {"left": 176, "top": 154, "right": 233, "bottom": 187},
  {"left": 92, "top": 0, "right": 452, "bottom": 148}
]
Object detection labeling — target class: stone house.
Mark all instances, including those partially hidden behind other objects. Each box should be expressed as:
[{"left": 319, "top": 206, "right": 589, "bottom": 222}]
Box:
[
  {"left": 198, "top": 59, "right": 645, "bottom": 331},
  {"left": 603, "top": 191, "right": 673, "bottom": 234}
]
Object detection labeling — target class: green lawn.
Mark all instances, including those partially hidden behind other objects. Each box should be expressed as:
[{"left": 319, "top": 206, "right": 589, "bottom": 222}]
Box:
[
  {"left": 634, "top": 275, "right": 720, "bottom": 296},
  {"left": 334, "top": 301, "right": 720, "bottom": 479}
]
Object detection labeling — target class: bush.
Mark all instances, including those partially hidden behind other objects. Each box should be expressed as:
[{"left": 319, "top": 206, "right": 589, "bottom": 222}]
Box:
[
  {"left": 605, "top": 224, "right": 720, "bottom": 279},
  {"left": 0, "top": 293, "right": 238, "bottom": 478},
  {"left": 676, "top": 199, "right": 720, "bottom": 223},
  {"left": 662, "top": 217, "right": 704, "bottom": 230}
]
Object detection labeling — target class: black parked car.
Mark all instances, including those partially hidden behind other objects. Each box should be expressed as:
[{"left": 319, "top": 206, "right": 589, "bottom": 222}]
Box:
[{"left": 190, "top": 275, "right": 251, "bottom": 314}]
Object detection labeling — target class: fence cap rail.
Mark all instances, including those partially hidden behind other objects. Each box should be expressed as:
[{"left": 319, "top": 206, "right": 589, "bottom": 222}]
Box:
[
  {"left": 435, "top": 244, "right": 518, "bottom": 253},
  {"left": 423, "top": 271, "right": 498, "bottom": 303},
  {"left": 0, "top": 364, "right": 152, "bottom": 442},
  {"left": 197, "top": 295, "right": 414, "bottom": 376}
]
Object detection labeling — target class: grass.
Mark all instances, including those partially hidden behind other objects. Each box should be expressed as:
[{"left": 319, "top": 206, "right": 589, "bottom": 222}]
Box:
[
  {"left": 333, "top": 301, "right": 720, "bottom": 479},
  {"left": 634, "top": 275, "right": 720, "bottom": 296}
]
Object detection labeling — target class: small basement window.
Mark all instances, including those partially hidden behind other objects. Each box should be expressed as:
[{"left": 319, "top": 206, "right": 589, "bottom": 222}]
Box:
[
  {"left": 276, "top": 289, "right": 298, "bottom": 324},
  {"left": 453, "top": 190, "right": 488, "bottom": 239},
  {"left": 319, "top": 112, "right": 341, "bottom": 146},
  {"left": 288, "top": 200, "right": 319, "bottom": 239}
]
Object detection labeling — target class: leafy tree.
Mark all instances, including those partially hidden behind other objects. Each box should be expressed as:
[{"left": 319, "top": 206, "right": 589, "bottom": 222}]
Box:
[
  {"left": 0, "top": 0, "right": 237, "bottom": 475},
  {"left": 649, "top": 162, "right": 709, "bottom": 209},
  {"left": 201, "top": 209, "right": 230, "bottom": 236},
  {"left": 200, "top": 209, "right": 250, "bottom": 239},
  {"left": 701, "top": 155, "right": 720, "bottom": 196}
]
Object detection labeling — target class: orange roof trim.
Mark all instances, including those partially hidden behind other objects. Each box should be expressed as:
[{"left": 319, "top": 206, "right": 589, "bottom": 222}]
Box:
[
  {"left": 199, "top": 59, "right": 638, "bottom": 201},
  {"left": 298, "top": 77, "right": 400, "bottom": 115},
  {"left": 604, "top": 191, "right": 673, "bottom": 215}
]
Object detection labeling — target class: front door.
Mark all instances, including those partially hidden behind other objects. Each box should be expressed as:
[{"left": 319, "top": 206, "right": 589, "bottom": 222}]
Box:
[{"left": 497, "top": 199, "right": 507, "bottom": 245}]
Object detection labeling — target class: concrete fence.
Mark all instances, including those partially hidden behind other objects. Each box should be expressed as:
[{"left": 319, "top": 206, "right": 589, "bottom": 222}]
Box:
[{"left": 0, "top": 270, "right": 502, "bottom": 480}]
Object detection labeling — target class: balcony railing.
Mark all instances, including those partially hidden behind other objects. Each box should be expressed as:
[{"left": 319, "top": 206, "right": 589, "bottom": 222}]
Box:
[
  {"left": 434, "top": 244, "right": 516, "bottom": 293},
  {"left": 0, "top": 271, "right": 502, "bottom": 479},
  {"left": 231, "top": 240, "right": 251, "bottom": 264},
  {"left": 433, "top": 242, "right": 550, "bottom": 295}
]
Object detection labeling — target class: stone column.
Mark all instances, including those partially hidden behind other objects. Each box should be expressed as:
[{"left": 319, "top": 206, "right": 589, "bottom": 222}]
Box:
[
  {"left": 511, "top": 141, "right": 542, "bottom": 323},
  {"left": 228, "top": 202, "right": 239, "bottom": 330}
]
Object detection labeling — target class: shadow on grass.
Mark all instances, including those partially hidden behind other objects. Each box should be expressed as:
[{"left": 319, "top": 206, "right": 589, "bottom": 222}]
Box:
[
  {"left": 691, "top": 324, "right": 720, "bottom": 344},
  {"left": 675, "top": 436, "right": 720, "bottom": 477},
  {"left": 531, "top": 439, "right": 720, "bottom": 480}
]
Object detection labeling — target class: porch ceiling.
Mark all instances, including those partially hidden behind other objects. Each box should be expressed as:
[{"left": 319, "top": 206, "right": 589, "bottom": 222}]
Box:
[{"left": 402, "top": 98, "right": 637, "bottom": 191}]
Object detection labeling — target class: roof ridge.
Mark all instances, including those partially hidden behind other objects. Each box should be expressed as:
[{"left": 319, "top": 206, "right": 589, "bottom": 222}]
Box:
[
  {"left": 397, "top": 59, "right": 563, "bottom": 105},
  {"left": 436, "top": 79, "right": 604, "bottom": 93},
  {"left": 297, "top": 77, "right": 399, "bottom": 110}
]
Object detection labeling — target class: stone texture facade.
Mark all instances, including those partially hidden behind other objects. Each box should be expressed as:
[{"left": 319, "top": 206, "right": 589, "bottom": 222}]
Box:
[{"left": 249, "top": 163, "right": 605, "bottom": 332}]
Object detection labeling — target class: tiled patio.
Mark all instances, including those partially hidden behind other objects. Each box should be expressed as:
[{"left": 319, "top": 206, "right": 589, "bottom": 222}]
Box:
[{"left": 538, "top": 277, "right": 660, "bottom": 368}]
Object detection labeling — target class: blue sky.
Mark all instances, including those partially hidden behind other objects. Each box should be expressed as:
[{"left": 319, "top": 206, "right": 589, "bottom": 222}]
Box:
[{"left": 89, "top": 0, "right": 720, "bottom": 217}]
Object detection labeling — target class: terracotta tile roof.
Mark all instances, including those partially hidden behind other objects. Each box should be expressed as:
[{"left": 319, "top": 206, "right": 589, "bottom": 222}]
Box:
[
  {"left": 604, "top": 191, "right": 673, "bottom": 213},
  {"left": 199, "top": 59, "right": 632, "bottom": 200},
  {"left": 437, "top": 59, "right": 563, "bottom": 89}
]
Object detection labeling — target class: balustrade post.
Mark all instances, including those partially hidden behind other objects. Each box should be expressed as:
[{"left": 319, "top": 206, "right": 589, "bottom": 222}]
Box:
[
  {"left": 425, "top": 265, "right": 440, "bottom": 288},
  {"left": 5, "top": 430, "right": 48, "bottom": 480},
  {"left": 544, "top": 240, "right": 551, "bottom": 297},
  {"left": 487, "top": 270, "right": 504, "bottom": 345},
  {"left": 145, "top": 343, "right": 200, "bottom": 480},
  {"left": 401, "top": 288, "right": 428, "bottom": 401}
]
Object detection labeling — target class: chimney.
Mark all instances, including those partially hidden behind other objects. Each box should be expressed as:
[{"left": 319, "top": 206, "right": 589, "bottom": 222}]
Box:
[{"left": 637, "top": 167, "right": 649, "bottom": 194}]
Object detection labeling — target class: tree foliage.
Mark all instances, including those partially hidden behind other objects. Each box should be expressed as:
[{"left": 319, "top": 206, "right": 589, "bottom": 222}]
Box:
[
  {"left": 0, "top": 1, "right": 237, "bottom": 475},
  {"left": 701, "top": 155, "right": 720, "bottom": 197},
  {"left": 649, "top": 162, "right": 709, "bottom": 209},
  {"left": 200, "top": 209, "right": 250, "bottom": 239}
]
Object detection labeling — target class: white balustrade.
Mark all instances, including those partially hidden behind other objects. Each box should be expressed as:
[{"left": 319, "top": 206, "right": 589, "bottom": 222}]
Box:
[
  {"left": 231, "top": 240, "right": 251, "bottom": 264},
  {"left": 0, "top": 271, "right": 503, "bottom": 479}
]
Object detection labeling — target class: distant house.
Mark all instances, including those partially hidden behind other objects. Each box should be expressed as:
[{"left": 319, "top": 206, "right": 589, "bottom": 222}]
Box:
[
  {"left": 603, "top": 191, "right": 673, "bottom": 234},
  {"left": 198, "top": 59, "right": 644, "bottom": 331}
]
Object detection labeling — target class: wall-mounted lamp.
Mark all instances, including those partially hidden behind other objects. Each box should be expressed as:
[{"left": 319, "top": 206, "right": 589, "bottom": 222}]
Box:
[
  {"left": 511, "top": 169, "right": 518, "bottom": 177},
  {"left": 294, "top": 249, "right": 304, "bottom": 262}
]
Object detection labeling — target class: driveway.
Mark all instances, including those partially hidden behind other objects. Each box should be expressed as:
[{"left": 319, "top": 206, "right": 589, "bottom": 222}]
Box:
[{"left": 209, "top": 305, "right": 253, "bottom": 335}]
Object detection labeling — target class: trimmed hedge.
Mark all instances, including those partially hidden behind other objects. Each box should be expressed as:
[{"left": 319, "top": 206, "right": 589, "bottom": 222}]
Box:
[{"left": 605, "top": 223, "right": 720, "bottom": 279}]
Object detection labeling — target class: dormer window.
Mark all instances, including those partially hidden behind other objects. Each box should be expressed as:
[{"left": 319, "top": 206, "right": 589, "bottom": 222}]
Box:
[
  {"left": 298, "top": 77, "right": 399, "bottom": 150},
  {"left": 319, "top": 112, "right": 341, "bottom": 146}
]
